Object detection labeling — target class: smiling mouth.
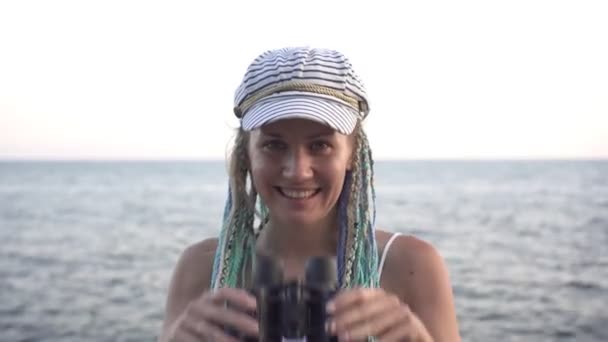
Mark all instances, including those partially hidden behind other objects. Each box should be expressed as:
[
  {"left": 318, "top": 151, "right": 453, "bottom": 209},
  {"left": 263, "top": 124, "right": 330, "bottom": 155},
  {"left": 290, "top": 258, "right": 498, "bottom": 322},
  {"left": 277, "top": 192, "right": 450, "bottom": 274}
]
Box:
[{"left": 276, "top": 187, "right": 321, "bottom": 199}]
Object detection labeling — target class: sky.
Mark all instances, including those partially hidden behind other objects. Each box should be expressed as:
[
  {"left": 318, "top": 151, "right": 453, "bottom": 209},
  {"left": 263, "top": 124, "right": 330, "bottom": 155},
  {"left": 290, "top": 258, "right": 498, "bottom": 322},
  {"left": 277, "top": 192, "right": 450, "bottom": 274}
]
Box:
[{"left": 0, "top": 0, "right": 607, "bottom": 160}]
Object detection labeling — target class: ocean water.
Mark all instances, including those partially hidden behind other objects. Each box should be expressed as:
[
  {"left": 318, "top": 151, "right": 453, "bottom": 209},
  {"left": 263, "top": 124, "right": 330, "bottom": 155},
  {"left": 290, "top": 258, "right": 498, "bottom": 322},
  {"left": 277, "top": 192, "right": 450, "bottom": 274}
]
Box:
[{"left": 0, "top": 160, "right": 607, "bottom": 342}]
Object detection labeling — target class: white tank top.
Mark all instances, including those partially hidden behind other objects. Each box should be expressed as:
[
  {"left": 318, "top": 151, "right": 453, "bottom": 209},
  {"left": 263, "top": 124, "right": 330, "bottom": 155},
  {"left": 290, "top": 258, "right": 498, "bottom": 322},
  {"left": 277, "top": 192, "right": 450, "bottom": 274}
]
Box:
[{"left": 378, "top": 232, "right": 402, "bottom": 280}]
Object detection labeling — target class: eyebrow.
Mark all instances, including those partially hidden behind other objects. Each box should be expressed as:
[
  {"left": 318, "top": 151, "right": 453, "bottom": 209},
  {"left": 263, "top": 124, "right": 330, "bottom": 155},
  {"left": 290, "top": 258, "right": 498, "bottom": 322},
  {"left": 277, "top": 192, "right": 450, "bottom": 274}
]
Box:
[{"left": 262, "top": 131, "right": 335, "bottom": 139}]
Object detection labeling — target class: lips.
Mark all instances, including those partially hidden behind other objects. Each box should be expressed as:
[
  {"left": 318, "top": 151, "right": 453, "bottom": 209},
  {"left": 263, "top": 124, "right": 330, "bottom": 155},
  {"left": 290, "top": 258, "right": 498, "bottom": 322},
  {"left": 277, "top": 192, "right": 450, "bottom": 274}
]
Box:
[{"left": 276, "top": 187, "right": 321, "bottom": 199}]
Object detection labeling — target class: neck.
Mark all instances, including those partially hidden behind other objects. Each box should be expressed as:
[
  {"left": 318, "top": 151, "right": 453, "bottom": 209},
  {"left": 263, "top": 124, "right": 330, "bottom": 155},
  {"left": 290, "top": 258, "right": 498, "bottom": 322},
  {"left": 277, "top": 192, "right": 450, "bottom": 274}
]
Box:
[{"left": 256, "top": 215, "right": 339, "bottom": 260}]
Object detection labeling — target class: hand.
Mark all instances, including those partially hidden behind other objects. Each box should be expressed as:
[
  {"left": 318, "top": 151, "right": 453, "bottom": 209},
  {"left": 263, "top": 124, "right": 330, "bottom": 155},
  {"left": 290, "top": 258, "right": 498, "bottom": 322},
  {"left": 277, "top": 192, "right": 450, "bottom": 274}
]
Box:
[
  {"left": 327, "top": 288, "right": 433, "bottom": 342},
  {"left": 166, "top": 288, "right": 258, "bottom": 342}
]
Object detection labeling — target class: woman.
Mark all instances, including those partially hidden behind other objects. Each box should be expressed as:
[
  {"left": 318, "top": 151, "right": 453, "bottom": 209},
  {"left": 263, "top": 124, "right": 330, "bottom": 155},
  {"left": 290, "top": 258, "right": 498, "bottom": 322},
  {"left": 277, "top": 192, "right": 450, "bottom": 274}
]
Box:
[{"left": 160, "top": 47, "right": 461, "bottom": 341}]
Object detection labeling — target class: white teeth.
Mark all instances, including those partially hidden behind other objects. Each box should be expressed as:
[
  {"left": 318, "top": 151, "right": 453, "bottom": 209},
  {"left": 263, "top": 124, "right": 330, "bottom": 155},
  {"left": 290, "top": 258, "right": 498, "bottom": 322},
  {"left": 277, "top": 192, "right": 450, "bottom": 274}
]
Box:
[{"left": 281, "top": 188, "right": 317, "bottom": 199}]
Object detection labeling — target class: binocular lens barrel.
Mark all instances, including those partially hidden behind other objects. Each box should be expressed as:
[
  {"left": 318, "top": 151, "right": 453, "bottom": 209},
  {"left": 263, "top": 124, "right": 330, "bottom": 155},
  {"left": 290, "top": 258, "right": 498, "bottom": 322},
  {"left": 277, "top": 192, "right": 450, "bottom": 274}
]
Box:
[{"left": 250, "top": 254, "right": 337, "bottom": 342}]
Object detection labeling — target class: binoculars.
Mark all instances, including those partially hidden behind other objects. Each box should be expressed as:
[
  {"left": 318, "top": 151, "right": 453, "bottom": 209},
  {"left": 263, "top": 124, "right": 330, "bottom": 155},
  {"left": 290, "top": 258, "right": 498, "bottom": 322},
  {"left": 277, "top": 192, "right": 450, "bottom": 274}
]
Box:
[{"left": 228, "top": 254, "right": 339, "bottom": 342}]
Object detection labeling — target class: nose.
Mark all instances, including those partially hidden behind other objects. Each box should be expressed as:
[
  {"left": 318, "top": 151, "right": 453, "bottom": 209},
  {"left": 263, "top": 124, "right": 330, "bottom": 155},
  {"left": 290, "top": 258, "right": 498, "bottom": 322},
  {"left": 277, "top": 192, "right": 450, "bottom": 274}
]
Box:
[{"left": 282, "top": 147, "right": 313, "bottom": 181}]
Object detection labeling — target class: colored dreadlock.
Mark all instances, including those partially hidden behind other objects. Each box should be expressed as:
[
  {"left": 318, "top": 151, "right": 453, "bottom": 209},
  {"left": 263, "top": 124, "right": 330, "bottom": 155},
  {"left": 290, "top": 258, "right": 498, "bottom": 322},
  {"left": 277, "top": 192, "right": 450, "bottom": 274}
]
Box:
[{"left": 210, "top": 125, "right": 379, "bottom": 289}]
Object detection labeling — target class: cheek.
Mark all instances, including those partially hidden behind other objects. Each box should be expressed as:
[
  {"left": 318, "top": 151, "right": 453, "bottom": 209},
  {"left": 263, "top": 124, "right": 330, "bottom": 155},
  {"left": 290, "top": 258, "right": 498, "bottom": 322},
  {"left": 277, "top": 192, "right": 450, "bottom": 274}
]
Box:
[
  {"left": 322, "top": 158, "right": 350, "bottom": 186},
  {"left": 248, "top": 149, "right": 270, "bottom": 175},
  {"left": 247, "top": 150, "right": 273, "bottom": 194},
  {"left": 337, "top": 146, "right": 356, "bottom": 173},
  {"left": 247, "top": 141, "right": 263, "bottom": 173}
]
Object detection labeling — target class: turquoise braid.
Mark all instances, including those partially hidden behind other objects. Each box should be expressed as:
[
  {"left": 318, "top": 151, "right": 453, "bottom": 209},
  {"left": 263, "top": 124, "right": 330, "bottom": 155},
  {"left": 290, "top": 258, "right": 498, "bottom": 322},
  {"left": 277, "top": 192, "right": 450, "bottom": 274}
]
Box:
[
  {"left": 210, "top": 186, "right": 232, "bottom": 287},
  {"left": 338, "top": 128, "right": 379, "bottom": 288},
  {"left": 211, "top": 130, "right": 258, "bottom": 289}
]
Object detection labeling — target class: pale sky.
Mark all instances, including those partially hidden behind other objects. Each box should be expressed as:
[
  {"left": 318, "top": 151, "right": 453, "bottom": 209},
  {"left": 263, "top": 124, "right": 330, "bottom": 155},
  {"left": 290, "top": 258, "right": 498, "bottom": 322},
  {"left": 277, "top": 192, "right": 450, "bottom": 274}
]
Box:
[{"left": 1, "top": 0, "right": 607, "bottom": 160}]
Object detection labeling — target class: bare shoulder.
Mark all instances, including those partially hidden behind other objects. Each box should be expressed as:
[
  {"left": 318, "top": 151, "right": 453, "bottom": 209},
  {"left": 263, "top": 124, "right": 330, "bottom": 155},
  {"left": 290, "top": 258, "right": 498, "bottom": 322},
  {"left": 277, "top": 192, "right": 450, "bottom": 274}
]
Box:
[
  {"left": 376, "top": 230, "right": 448, "bottom": 294},
  {"left": 376, "top": 230, "right": 461, "bottom": 342},
  {"left": 170, "top": 237, "right": 218, "bottom": 297},
  {"left": 391, "top": 234, "right": 445, "bottom": 276},
  {"left": 160, "top": 238, "right": 218, "bottom": 338},
  {"left": 181, "top": 237, "right": 219, "bottom": 263}
]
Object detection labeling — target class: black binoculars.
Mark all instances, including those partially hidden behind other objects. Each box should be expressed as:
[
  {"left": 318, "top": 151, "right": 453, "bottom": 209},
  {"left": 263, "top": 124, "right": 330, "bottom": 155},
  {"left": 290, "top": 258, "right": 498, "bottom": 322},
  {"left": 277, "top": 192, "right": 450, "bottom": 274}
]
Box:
[{"left": 228, "top": 254, "right": 339, "bottom": 342}]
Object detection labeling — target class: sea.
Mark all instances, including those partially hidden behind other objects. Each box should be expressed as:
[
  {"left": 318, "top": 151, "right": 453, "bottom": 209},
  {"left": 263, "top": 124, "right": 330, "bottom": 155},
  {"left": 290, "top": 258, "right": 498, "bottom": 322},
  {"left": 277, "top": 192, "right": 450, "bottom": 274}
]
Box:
[{"left": 0, "top": 160, "right": 607, "bottom": 342}]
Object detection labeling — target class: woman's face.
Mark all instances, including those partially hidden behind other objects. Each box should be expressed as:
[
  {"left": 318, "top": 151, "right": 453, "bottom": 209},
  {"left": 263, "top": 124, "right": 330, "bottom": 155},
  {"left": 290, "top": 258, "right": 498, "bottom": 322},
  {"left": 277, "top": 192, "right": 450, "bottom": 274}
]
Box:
[{"left": 248, "top": 118, "right": 356, "bottom": 227}]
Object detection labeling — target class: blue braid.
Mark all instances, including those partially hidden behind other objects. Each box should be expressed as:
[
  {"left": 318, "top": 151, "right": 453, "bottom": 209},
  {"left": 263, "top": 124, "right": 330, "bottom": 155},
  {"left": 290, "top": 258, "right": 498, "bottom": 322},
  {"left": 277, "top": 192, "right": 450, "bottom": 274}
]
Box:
[
  {"left": 336, "top": 171, "right": 352, "bottom": 288},
  {"left": 211, "top": 186, "right": 233, "bottom": 287}
]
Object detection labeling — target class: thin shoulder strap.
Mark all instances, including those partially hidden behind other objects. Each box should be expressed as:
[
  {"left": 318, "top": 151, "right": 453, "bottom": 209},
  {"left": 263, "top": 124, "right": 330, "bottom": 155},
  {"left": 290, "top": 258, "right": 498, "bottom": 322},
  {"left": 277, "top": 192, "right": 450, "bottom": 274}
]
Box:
[{"left": 378, "top": 232, "right": 402, "bottom": 281}]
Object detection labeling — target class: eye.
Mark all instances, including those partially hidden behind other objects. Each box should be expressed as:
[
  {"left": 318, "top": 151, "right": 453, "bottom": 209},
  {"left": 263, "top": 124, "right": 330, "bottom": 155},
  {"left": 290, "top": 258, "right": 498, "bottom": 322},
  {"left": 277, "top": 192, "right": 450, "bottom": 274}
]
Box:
[
  {"left": 310, "top": 140, "right": 331, "bottom": 152},
  {"left": 262, "top": 139, "right": 287, "bottom": 151}
]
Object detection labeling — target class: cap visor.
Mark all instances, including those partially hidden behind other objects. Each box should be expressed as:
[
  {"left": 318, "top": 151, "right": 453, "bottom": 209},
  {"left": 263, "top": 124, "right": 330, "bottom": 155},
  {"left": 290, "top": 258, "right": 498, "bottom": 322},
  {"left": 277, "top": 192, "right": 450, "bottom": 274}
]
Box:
[{"left": 241, "top": 93, "right": 359, "bottom": 135}]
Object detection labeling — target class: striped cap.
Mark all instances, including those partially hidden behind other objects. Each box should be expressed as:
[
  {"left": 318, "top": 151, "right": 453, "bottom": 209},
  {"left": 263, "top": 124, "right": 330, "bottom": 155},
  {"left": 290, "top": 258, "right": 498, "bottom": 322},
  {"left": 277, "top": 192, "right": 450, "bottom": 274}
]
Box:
[{"left": 233, "top": 47, "right": 370, "bottom": 135}]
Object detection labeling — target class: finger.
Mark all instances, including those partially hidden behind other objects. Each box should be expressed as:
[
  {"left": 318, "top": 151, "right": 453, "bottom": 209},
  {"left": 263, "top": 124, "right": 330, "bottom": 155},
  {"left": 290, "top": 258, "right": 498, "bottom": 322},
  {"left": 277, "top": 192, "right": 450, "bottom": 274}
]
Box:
[
  {"left": 199, "top": 304, "right": 259, "bottom": 337},
  {"left": 184, "top": 289, "right": 259, "bottom": 338},
  {"left": 383, "top": 311, "right": 434, "bottom": 342},
  {"left": 332, "top": 292, "right": 401, "bottom": 332},
  {"left": 347, "top": 302, "right": 411, "bottom": 340},
  {"left": 182, "top": 318, "right": 240, "bottom": 342},
  {"left": 167, "top": 328, "right": 200, "bottom": 342},
  {"left": 378, "top": 320, "right": 417, "bottom": 342},
  {"left": 328, "top": 288, "right": 384, "bottom": 314},
  {"left": 333, "top": 295, "right": 404, "bottom": 339},
  {"left": 169, "top": 327, "right": 231, "bottom": 342},
  {"left": 203, "top": 288, "right": 257, "bottom": 311}
]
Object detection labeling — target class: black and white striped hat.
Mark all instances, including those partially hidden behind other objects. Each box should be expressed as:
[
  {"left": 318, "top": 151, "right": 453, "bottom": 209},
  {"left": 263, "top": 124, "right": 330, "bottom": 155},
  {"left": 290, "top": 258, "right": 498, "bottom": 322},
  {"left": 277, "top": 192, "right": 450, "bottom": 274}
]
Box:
[{"left": 233, "top": 47, "right": 370, "bottom": 135}]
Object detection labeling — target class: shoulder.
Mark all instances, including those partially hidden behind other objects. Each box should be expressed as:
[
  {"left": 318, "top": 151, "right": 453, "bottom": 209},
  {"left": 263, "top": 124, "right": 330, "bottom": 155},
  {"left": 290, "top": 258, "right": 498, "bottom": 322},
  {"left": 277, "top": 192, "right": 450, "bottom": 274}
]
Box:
[
  {"left": 390, "top": 233, "right": 444, "bottom": 272},
  {"left": 160, "top": 238, "right": 218, "bottom": 334},
  {"left": 377, "top": 230, "right": 461, "bottom": 341},
  {"left": 379, "top": 232, "right": 450, "bottom": 302},
  {"left": 180, "top": 237, "right": 219, "bottom": 264},
  {"left": 375, "top": 229, "right": 441, "bottom": 266},
  {"left": 375, "top": 230, "right": 445, "bottom": 274},
  {"left": 171, "top": 237, "right": 218, "bottom": 294}
]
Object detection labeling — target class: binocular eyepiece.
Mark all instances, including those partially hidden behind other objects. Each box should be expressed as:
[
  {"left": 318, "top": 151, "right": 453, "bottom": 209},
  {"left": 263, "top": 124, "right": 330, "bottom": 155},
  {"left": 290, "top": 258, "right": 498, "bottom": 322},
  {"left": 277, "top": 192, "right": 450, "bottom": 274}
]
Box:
[{"left": 230, "top": 254, "right": 338, "bottom": 342}]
